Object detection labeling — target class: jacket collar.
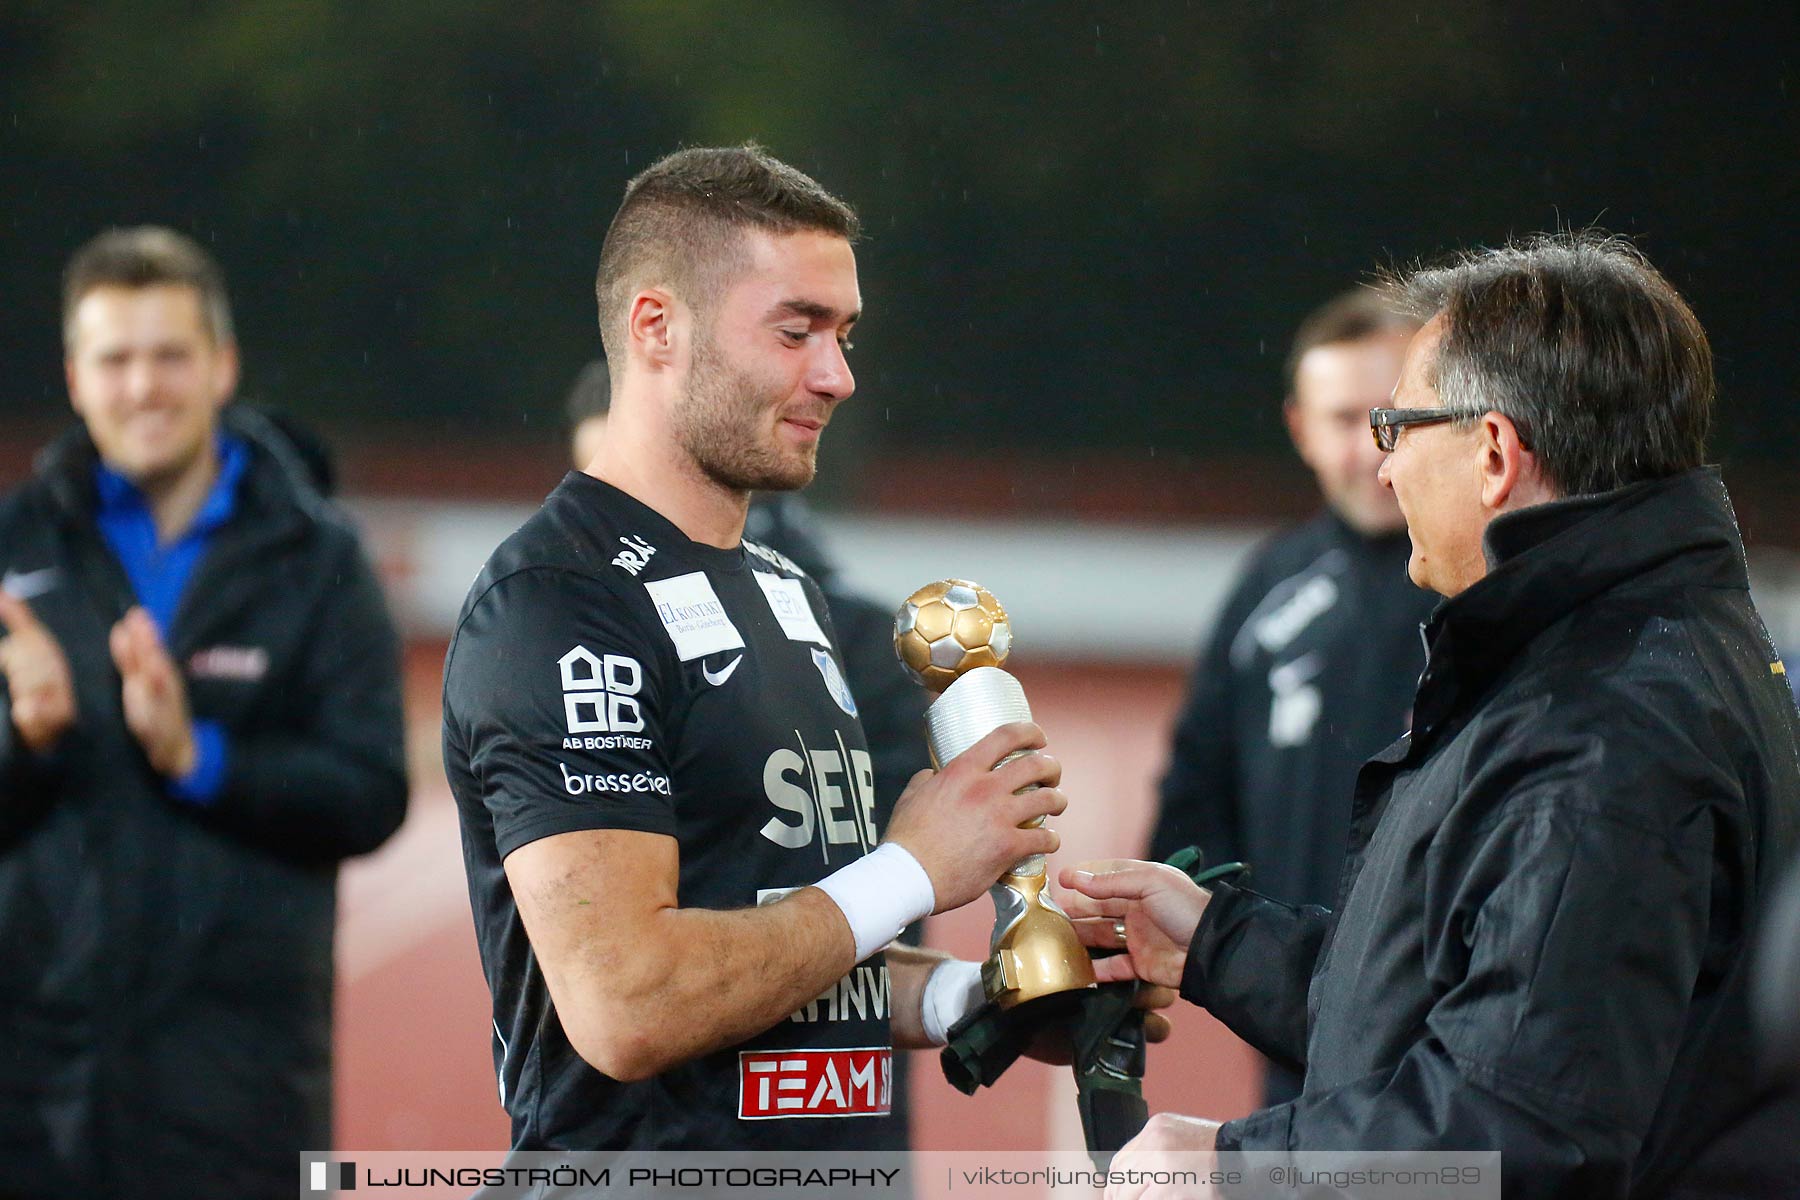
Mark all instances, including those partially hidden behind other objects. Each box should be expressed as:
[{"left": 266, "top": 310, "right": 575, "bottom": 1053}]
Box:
[{"left": 1415, "top": 466, "right": 1747, "bottom": 723}]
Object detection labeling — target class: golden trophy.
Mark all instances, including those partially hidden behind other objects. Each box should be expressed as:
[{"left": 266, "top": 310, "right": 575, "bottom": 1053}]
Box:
[{"left": 894, "top": 580, "right": 1096, "bottom": 1009}]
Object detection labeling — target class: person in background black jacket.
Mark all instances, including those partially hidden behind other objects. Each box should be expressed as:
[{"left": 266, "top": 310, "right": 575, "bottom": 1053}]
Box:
[
  {"left": 1064, "top": 232, "right": 1800, "bottom": 1198},
  {"left": 1150, "top": 291, "right": 1430, "bottom": 1105},
  {"left": 0, "top": 227, "right": 407, "bottom": 1199}
]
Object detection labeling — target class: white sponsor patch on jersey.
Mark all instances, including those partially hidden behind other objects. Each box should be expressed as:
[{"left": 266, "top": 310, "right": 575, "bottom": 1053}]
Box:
[
  {"left": 559, "top": 647, "right": 645, "bottom": 733},
  {"left": 644, "top": 572, "right": 745, "bottom": 662},
  {"left": 754, "top": 573, "right": 830, "bottom": 646}
]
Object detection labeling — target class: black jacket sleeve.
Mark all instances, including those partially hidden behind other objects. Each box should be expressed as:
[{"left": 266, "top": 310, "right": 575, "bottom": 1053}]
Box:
[
  {"left": 1216, "top": 789, "right": 1718, "bottom": 1198},
  {"left": 1181, "top": 880, "right": 1329, "bottom": 1071},
  {"left": 0, "top": 688, "right": 66, "bottom": 846},
  {"left": 0, "top": 496, "right": 66, "bottom": 846},
  {"left": 199, "top": 536, "right": 408, "bottom": 862},
  {"left": 1150, "top": 575, "right": 1258, "bottom": 865}
]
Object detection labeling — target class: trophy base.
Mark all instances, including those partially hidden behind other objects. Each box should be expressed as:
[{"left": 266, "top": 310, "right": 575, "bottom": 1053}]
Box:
[{"left": 983, "top": 869, "right": 1097, "bottom": 1009}]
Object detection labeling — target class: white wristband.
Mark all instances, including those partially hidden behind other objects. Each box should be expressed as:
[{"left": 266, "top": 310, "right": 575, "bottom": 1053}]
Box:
[
  {"left": 814, "top": 842, "right": 936, "bottom": 963},
  {"left": 921, "top": 958, "right": 985, "bottom": 1046}
]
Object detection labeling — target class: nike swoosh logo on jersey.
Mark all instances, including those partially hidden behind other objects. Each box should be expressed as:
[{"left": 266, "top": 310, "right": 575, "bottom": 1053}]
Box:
[
  {"left": 1, "top": 567, "right": 59, "bottom": 600},
  {"left": 703, "top": 654, "right": 744, "bottom": 686}
]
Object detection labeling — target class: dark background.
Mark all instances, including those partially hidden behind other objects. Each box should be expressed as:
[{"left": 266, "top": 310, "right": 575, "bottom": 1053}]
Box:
[{"left": 3, "top": 3, "right": 1794, "bottom": 509}]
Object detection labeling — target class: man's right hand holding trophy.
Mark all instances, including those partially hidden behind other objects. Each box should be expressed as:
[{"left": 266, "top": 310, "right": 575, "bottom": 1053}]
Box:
[{"left": 884, "top": 579, "right": 1177, "bottom": 1157}]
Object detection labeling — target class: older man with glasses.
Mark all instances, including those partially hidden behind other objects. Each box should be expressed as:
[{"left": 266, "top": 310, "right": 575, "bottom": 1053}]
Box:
[{"left": 1065, "top": 232, "right": 1800, "bottom": 1199}]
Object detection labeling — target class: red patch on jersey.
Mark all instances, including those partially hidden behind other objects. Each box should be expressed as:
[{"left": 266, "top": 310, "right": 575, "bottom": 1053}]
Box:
[{"left": 737, "top": 1047, "right": 892, "bottom": 1119}]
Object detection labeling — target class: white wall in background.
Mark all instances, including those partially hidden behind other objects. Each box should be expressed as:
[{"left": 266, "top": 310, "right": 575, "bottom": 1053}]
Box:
[
  {"left": 348, "top": 497, "right": 1800, "bottom": 668},
  {"left": 350, "top": 498, "right": 1263, "bottom": 663}
]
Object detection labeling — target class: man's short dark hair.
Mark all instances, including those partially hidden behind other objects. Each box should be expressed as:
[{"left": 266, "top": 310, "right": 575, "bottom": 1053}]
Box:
[
  {"left": 63, "top": 226, "right": 234, "bottom": 348},
  {"left": 1381, "top": 231, "right": 1712, "bottom": 497},
  {"left": 593, "top": 144, "right": 860, "bottom": 364},
  {"left": 1283, "top": 289, "right": 1418, "bottom": 401}
]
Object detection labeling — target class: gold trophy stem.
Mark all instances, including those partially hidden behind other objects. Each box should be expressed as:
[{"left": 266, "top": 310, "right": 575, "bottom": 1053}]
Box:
[
  {"left": 979, "top": 866, "right": 1097, "bottom": 1009},
  {"left": 908, "top": 658, "right": 1097, "bottom": 1011}
]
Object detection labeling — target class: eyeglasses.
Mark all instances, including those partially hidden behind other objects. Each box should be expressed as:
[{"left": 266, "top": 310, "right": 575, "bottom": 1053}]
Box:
[{"left": 1368, "top": 407, "right": 1469, "bottom": 452}]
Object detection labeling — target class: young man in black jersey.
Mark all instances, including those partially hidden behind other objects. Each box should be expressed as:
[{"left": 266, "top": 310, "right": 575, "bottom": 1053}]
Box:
[{"left": 444, "top": 146, "right": 1155, "bottom": 1151}]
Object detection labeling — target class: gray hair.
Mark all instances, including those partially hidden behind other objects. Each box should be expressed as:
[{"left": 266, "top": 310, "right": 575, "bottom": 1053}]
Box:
[{"left": 1380, "top": 231, "right": 1712, "bottom": 497}]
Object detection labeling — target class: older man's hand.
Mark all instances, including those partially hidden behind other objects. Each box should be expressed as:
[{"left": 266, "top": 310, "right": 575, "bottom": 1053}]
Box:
[
  {"left": 1105, "top": 1113, "right": 1223, "bottom": 1200},
  {"left": 1060, "top": 858, "right": 1211, "bottom": 990}
]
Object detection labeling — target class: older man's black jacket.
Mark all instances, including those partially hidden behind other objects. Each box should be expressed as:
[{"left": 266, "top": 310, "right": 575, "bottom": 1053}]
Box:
[
  {"left": 1184, "top": 468, "right": 1800, "bottom": 1198},
  {"left": 0, "top": 412, "right": 407, "bottom": 1199}
]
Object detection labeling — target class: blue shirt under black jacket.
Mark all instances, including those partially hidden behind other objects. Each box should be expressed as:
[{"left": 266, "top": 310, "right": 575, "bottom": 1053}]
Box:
[{"left": 93, "top": 433, "right": 250, "bottom": 804}]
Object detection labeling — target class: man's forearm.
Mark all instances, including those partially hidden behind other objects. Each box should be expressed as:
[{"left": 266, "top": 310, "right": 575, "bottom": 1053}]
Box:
[{"left": 560, "top": 887, "right": 862, "bottom": 1080}]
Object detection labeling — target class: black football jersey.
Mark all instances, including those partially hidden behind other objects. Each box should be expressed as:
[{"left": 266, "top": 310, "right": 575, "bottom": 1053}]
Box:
[{"left": 443, "top": 473, "right": 904, "bottom": 1151}]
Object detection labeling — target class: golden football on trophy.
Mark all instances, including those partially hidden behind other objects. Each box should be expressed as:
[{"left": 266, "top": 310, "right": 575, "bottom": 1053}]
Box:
[{"left": 894, "top": 579, "right": 1013, "bottom": 693}]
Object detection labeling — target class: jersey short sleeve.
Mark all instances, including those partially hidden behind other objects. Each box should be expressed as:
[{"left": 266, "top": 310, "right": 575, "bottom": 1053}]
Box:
[{"left": 446, "top": 566, "right": 677, "bottom": 858}]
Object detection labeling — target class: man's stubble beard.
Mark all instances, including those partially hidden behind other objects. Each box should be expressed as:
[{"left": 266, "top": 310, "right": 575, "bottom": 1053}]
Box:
[{"left": 674, "top": 327, "right": 818, "bottom": 493}]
